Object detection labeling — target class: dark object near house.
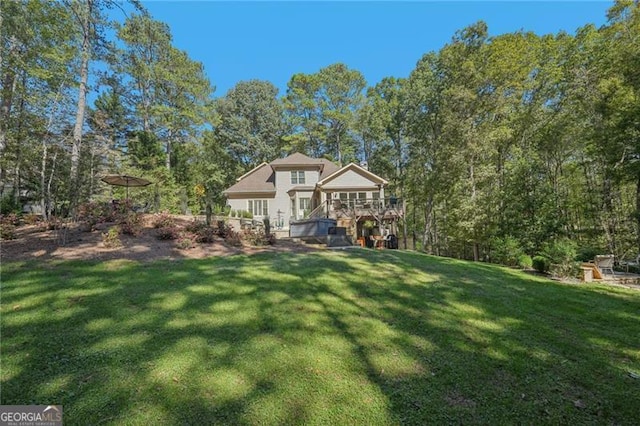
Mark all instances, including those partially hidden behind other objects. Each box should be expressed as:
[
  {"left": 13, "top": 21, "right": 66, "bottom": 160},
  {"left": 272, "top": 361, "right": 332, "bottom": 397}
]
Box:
[
  {"left": 328, "top": 226, "right": 346, "bottom": 235},
  {"left": 387, "top": 234, "right": 398, "bottom": 249},
  {"left": 290, "top": 218, "right": 336, "bottom": 239},
  {"left": 389, "top": 196, "right": 398, "bottom": 207},
  {"left": 327, "top": 235, "right": 353, "bottom": 247}
]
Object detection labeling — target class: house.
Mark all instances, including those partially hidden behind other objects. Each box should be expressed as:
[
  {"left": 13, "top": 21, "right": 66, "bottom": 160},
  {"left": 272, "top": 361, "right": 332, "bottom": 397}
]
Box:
[{"left": 223, "top": 153, "right": 403, "bottom": 241}]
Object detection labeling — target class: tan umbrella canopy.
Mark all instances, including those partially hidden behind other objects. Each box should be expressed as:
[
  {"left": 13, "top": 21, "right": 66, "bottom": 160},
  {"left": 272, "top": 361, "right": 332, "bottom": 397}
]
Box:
[{"left": 101, "top": 174, "right": 152, "bottom": 199}]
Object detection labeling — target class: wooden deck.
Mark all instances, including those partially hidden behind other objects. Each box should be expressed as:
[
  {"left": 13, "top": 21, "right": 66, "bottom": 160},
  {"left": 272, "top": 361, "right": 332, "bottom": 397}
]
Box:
[{"left": 311, "top": 198, "right": 404, "bottom": 222}]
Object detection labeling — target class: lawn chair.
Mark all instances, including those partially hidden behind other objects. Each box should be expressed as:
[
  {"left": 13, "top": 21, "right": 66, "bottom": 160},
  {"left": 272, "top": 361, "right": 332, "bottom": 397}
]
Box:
[
  {"left": 594, "top": 255, "right": 615, "bottom": 276},
  {"left": 621, "top": 254, "right": 640, "bottom": 273}
]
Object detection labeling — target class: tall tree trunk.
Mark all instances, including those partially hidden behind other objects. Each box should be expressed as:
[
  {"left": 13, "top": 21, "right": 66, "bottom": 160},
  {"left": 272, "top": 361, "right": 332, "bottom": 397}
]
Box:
[
  {"left": 336, "top": 131, "right": 341, "bottom": 167},
  {"left": 0, "top": 35, "right": 18, "bottom": 188},
  {"left": 165, "top": 132, "right": 172, "bottom": 171},
  {"left": 41, "top": 142, "right": 47, "bottom": 218},
  {"left": 411, "top": 204, "right": 417, "bottom": 250},
  {"left": 13, "top": 76, "right": 25, "bottom": 210},
  {"left": 89, "top": 145, "right": 96, "bottom": 198},
  {"left": 637, "top": 170, "right": 640, "bottom": 253},
  {"left": 47, "top": 151, "right": 58, "bottom": 218},
  {"left": 402, "top": 199, "right": 408, "bottom": 249},
  {"left": 70, "top": 0, "right": 92, "bottom": 213},
  {"left": 470, "top": 160, "right": 480, "bottom": 261},
  {"left": 422, "top": 197, "right": 433, "bottom": 253}
]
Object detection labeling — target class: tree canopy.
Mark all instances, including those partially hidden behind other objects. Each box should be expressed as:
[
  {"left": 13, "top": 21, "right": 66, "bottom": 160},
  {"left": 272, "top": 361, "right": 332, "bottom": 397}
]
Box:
[{"left": 2, "top": 0, "right": 640, "bottom": 262}]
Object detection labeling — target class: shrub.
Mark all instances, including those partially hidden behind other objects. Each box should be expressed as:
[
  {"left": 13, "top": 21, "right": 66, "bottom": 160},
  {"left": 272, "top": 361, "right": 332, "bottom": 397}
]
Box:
[
  {"left": 195, "top": 226, "right": 216, "bottom": 243},
  {"left": 44, "top": 217, "right": 63, "bottom": 230},
  {"left": 243, "top": 229, "right": 274, "bottom": 246},
  {"left": 576, "top": 246, "right": 602, "bottom": 263},
  {"left": 542, "top": 238, "right": 577, "bottom": 265},
  {"left": 217, "top": 223, "right": 233, "bottom": 238},
  {"left": 224, "top": 229, "right": 243, "bottom": 247},
  {"left": 241, "top": 210, "right": 253, "bottom": 219},
  {"left": 532, "top": 255, "right": 550, "bottom": 273},
  {"left": 78, "top": 201, "right": 110, "bottom": 230},
  {"left": 120, "top": 213, "right": 144, "bottom": 236},
  {"left": 102, "top": 226, "right": 122, "bottom": 248},
  {"left": 185, "top": 219, "right": 208, "bottom": 233},
  {"left": 491, "top": 236, "right": 525, "bottom": 267},
  {"left": 518, "top": 254, "right": 533, "bottom": 269},
  {"left": 263, "top": 217, "right": 271, "bottom": 235},
  {"left": 0, "top": 213, "right": 20, "bottom": 226},
  {"left": 0, "top": 194, "right": 20, "bottom": 215},
  {"left": 0, "top": 223, "right": 16, "bottom": 240},
  {"left": 536, "top": 238, "right": 579, "bottom": 278},
  {"left": 176, "top": 232, "right": 197, "bottom": 249},
  {"left": 157, "top": 225, "right": 179, "bottom": 240},
  {"left": 152, "top": 211, "right": 175, "bottom": 229},
  {"left": 23, "top": 214, "right": 41, "bottom": 225}
]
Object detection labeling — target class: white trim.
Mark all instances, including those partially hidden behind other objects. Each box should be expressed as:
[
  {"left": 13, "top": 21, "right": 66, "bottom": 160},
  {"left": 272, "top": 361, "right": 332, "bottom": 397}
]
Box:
[{"left": 316, "top": 162, "right": 388, "bottom": 186}]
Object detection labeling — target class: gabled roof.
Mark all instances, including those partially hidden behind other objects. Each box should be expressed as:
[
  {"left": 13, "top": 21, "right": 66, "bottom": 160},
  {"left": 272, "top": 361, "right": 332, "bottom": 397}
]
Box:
[
  {"left": 318, "top": 158, "right": 340, "bottom": 179},
  {"left": 269, "top": 152, "right": 318, "bottom": 166},
  {"left": 223, "top": 163, "right": 275, "bottom": 195},
  {"left": 269, "top": 153, "right": 340, "bottom": 179},
  {"left": 223, "top": 153, "right": 385, "bottom": 196},
  {"left": 317, "top": 162, "right": 388, "bottom": 186}
]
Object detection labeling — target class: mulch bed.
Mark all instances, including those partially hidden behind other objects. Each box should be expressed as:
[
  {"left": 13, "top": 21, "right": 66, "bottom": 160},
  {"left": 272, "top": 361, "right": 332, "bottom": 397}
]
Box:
[{"left": 1, "top": 215, "right": 317, "bottom": 264}]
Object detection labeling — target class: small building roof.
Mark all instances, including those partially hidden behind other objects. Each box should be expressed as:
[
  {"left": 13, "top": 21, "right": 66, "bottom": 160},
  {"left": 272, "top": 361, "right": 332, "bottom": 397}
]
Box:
[{"left": 287, "top": 186, "right": 316, "bottom": 195}]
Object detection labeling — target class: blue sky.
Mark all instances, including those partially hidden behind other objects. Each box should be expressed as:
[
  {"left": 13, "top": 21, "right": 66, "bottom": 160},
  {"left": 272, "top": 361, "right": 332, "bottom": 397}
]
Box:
[{"left": 133, "top": 1, "right": 614, "bottom": 97}]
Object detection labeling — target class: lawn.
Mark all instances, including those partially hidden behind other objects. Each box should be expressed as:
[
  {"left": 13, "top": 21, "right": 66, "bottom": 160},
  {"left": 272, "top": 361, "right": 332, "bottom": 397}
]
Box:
[{"left": 1, "top": 250, "right": 639, "bottom": 424}]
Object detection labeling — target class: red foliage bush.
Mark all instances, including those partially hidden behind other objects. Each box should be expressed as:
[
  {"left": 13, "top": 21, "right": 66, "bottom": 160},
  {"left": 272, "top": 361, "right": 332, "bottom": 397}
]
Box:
[
  {"left": 120, "top": 213, "right": 144, "bottom": 236},
  {"left": 152, "top": 211, "right": 175, "bottom": 229},
  {"left": 157, "top": 225, "right": 179, "bottom": 240}
]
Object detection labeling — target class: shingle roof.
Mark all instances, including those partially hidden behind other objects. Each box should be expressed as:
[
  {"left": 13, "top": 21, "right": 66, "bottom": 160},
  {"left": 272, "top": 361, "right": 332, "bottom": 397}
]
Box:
[
  {"left": 287, "top": 186, "right": 316, "bottom": 193},
  {"left": 269, "top": 153, "right": 340, "bottom": 179},
  {"left": 224, "top": 153, "right": 342, "bottom": 195},
  {"left": 319, "top": 158, "right": 340, "bottom": 179},
  {"left": 223, "top": 163, "right": 275, "bottom": 194},
  {"left": 269, "top": 152, "right": 318, "bottom": 166}
]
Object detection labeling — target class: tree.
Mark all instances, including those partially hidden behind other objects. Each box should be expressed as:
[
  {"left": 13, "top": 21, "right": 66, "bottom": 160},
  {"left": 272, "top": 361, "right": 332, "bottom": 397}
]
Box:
[
  {"left": 214, "top": 80, "right": 286, "bottom": 169},
  {"left": 284, "top": 63, "right": 366, "bottom": 165},
  {"left": 116, "top": 13, "right": 212, "bottom": 173},
  {"left": 359, "top": 77, "right": 411, "bottom": 247}
]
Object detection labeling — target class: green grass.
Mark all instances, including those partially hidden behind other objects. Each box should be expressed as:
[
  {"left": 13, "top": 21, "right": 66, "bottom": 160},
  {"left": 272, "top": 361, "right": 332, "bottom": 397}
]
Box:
[{"left": 1, "top": 250, "right": 639, "bottom": 424}]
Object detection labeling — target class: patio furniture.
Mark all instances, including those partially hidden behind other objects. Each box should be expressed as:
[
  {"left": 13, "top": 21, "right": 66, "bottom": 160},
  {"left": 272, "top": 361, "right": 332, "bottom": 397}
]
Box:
[
  {"left": 580, "top": 266, "right": 594, "bottom": 282},
  {"left": 594, "top": 254, "right": 615, "bottom": 276},
  {"left": 581, "top": 262, "right": 603, "bottom": 280},
  {"left": 371, "top": 235, "right": 385, "bottom": 249},
  {"left": 621, "top": 255, "right": 640, "bottom": 273}
]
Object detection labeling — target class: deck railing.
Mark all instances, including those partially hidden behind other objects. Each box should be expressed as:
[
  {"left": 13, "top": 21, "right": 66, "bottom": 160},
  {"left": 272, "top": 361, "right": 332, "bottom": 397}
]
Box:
[{"left": 303, "top": 197, "right": 403, "bottom": 220}]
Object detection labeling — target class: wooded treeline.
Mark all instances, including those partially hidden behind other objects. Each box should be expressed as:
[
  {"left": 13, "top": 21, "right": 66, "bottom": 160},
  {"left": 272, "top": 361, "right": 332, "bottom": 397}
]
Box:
[{"left": 1, "top": 0, "right": 639, "bottom": 261}]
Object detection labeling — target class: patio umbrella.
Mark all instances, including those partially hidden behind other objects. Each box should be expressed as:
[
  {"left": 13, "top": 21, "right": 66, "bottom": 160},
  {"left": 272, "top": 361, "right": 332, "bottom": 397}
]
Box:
[{"left": 101, "top": 174, "right": 152, "bottom": 199}]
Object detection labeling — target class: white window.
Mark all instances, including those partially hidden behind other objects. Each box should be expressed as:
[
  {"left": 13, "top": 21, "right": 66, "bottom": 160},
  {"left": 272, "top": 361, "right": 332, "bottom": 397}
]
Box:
[
  {"left": 299, "top": 197, "right": 311, "bottom": 211},
  {"left": 290, "top": 171, "right": 305, "bottom": 184},
  {"left": 248, "top": 200, "right": 269, "bottom": 217}
]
